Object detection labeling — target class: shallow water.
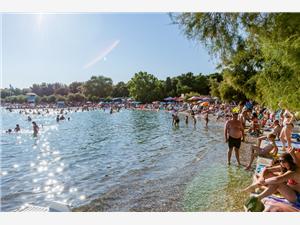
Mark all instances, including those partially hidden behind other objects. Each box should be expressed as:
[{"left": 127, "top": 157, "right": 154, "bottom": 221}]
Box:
[{"left": 1, "top": 108, "right": 252, "bottom": 211}]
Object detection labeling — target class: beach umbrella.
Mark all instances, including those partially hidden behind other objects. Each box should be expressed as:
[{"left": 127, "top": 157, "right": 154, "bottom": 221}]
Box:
[
  {"left": 202, "top": 97, "right": 211, "bottom": 101},
  {"left": 164, "top": 97, "right": 175, "bottom": 101},
  {"left": 200, "top": 102, "right": 209, "bottom": 107},
  {"left": 174, "top": 97, "right": 184, "bottom": 102},
  {"left": 188, "top": 96, "right": 201, "bottom": 101}
]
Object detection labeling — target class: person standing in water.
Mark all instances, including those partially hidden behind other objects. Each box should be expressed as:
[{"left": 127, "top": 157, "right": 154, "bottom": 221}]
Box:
[
  {"left": 204, "top": 111, "right": 209, "bottom": 127},
  {"left": 224, "top": 112, "right": 244, "bottom": 166},
  {"left": 172, "top": 113, "right": 180, "bottom": 127},
  {"left": 191, "top": 110, "right": 196, "bottom": 126},
  {"left": 32, "top": 121, "right": 39, "bottom": 137}
]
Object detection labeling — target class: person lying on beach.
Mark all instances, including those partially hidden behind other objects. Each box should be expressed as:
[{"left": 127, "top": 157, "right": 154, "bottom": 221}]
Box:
[
  {"left": 243, "top": 151, "right": 300, "bottom": 207},
  {"left": 245, "top": 133, "right": 278, "bottom": 170}
]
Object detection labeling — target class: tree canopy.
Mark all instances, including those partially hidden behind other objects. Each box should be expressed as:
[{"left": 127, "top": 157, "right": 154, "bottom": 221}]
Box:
[{"left": 171, "top": 13, "right": 300, "bottom": 111}]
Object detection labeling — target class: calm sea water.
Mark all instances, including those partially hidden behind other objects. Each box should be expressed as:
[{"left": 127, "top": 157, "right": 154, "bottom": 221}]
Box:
[{"left": 0, "top": 108, "right": 252, "bottom": 211}]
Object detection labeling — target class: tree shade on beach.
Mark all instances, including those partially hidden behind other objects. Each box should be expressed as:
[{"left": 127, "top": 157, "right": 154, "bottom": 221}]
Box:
[{"left": 171, "top": 13, "right": 300, "bottom": 111}]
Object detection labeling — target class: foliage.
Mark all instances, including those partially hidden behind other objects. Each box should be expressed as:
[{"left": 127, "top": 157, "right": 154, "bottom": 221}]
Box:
[
  {"left": 83, "top": 76, "right": 113, "bottom": 98},
  {"left": 69, "top": 82, "right": 84, "bottom": 94},
  {"left": 171, "top": 12, "right": 300, "bottom": 110},
  {"left": 128, "top": 71, "right": 163, "bottom": 103},
  {"left": 112, "top": 82, "right": 129, "bottom": 97}
]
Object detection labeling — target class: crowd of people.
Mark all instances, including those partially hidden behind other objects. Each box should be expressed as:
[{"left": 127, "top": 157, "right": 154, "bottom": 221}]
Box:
[{"left": 2, "top": 99, "right": 300, "bottom": 211}]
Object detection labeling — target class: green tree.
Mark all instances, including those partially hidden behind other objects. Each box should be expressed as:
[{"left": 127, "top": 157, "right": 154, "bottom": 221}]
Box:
[
  {"left": 69, "top": 81, "right": 83, "bottom": 94},
  {"left": 48, "top": 95, "right": 57, "bottom": 103},
  {"left": 83, "top": 76, "right": 113, "bottom": 98},
  {"left": 209, "top": 78, "right": 220, "bottom": 98},
  {"left": 0, "top": 88, "right": 11, "bottom": 99},
  {"left": 55, "top": 87, "right": 69, "bottom": 96},
  {"left": 128, "top": 71, "right": 162, "bottom": 103},
  {"left": 172, "top": 13, "right": 300, "bottom": 110},
  {"left": 165, "top": 77, "right": 173, "bottom": 96},
  {"left": 112, "top": 82, "right": 129, "bottom": 97}
]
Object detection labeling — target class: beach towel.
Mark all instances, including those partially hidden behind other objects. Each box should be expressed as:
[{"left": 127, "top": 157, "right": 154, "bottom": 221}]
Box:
[
  {"left": 275, "top": 140, "right": 300, "bottom": 149},
  {"left": 292, "top": 133, "right": 300, "bottom": 141},
  {"left": 255, "top": 157, "right": 273, "bottom": 175},
  {"left": 263, "top": 195, "right": 300, "bottom": 212}
]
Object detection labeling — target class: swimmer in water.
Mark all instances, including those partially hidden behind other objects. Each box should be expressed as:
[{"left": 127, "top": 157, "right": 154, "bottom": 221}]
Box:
[
  {"left": 56, "top": 115, "right": 60, "bottom": 122},
  {"left": 14, "top": 124, "right": 20, "bottom": 132},
  {"left": 27, "top": 116, "right": 32, "bottom": 122},
  {"left": 6, "top": 129, "right": 12, "bottom": 134}
]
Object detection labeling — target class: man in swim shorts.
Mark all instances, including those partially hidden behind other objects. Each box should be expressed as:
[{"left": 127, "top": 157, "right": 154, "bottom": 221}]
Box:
[{"left": 224, "top": 112, "right": 244, "bottom": 166}]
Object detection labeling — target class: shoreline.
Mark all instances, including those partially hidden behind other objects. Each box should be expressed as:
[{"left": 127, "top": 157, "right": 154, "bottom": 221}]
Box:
[{"left": 72, "top": 112, "right": 257, "bottom": 212}]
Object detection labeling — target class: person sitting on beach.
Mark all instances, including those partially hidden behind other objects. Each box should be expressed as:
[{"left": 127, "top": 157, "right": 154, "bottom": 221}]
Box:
[
  {"left": 245, "top": 134, "right": 278, "bottom": 170},
  {"left": 243, "top": 151, "right": 300, "bottom": 208},
  {"left": 32, "top": 121, "right": 39, "bottom": 137},
  {"left": 14, "top": 124, "right": 20, "bottom": 132},
  {"left": 271, "top": 120, "right": 282, "bottom": 140},
  {"left": 279, "top": 106, "right": 294, "bottom": 151},
  {"left": 249, "top": 112, "right": 260, "bottom": 136},
  {"left": 224, "top": 112, "right": 244, "bottom": 166}
]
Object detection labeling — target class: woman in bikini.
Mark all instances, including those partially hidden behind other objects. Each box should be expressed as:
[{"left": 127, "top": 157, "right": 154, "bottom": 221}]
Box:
[
  {"left": 280, "top": 107, "right": 294, "bottom": 151},
  {"left": 245, "top": 133, "right": 278, "bottom": 170},
  {"left": 243, "top": 150, "right": 300, "bottom": 207}
]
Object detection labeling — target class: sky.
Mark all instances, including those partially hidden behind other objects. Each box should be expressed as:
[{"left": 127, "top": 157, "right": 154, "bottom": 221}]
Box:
[{"left": 1, "top": 13, "right": 217, "bottom": 89}]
